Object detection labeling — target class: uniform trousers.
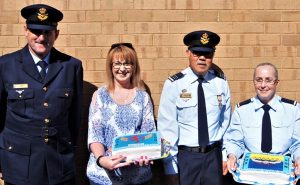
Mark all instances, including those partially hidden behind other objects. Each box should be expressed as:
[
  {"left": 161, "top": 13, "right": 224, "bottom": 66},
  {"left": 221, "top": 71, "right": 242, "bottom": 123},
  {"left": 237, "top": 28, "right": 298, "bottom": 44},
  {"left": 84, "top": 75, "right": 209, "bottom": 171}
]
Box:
[
  {"left": 5, "top": 178, "right": 75, "bottom": 185},
  {"left": 178, "top": 145, "right": 222, "bottom": 185},
  {"left": 89, "top": 180, "right": 151, "bottom": 185}
]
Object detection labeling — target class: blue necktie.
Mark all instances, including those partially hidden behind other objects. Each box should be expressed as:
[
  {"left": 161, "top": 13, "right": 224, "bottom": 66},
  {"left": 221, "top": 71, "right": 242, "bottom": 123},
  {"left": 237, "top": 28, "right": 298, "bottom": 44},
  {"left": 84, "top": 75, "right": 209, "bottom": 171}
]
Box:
[
  {"left": 37, "top": 60, "right": 47, "bottom": 80},
  {"left": 198, "top": 76, "right": 209, "bottom": 146},
  {"left": 261, "top": 104, "right": 272, "bottom": 153}
]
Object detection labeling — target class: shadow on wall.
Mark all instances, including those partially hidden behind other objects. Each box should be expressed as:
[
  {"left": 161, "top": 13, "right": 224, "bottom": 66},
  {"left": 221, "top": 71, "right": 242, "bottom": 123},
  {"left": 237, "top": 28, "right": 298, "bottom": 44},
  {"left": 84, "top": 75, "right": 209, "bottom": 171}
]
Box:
[
  {"left": 144, "top": 81, "right": 166, "bottom": 185},
  {"left": 75, "top": 81, "right": 98, "bottom": 185}
]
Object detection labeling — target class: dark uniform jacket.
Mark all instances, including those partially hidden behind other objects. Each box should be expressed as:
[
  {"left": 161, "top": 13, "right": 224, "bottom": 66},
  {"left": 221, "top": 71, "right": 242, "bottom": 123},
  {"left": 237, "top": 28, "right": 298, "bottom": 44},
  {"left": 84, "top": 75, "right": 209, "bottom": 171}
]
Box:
[{"left": 0, "top": 45, "right": 83, "bottom": 185}]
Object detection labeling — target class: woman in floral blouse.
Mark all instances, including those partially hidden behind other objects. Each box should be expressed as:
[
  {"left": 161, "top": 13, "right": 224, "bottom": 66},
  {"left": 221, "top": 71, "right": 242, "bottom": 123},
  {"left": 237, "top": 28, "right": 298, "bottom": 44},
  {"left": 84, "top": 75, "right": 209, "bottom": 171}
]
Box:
[{"left": 86, "top": 43, "right": 156, "bottom": 185}]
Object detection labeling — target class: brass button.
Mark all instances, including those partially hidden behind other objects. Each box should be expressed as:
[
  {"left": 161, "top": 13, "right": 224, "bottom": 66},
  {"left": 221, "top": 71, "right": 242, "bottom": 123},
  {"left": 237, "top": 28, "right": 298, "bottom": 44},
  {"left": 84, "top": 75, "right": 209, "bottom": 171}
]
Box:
[
  {"left": 18, "top": 95, "right": 22, "bottom": 98},
  {"left": 43, "top": 102, "right": 49, "bottom": 107},
  {"left": 44, "top": 118, "right": 50, "bottom": 124},
  {"left": 8, "top": 146, "right": 13, "bottom": 150},
  {"left": 43, "top": 87, "right": 48, "bottom": 91}
]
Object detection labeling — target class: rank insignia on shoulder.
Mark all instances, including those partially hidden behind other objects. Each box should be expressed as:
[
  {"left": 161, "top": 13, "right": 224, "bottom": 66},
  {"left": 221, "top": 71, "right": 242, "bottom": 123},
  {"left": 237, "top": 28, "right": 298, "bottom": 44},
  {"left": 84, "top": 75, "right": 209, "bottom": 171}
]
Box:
[
  {"left": 168, "top": 72, "right": 184, "bottom": 82},
  {"left": 237, "top": 99, "right": 251, "bottom": 108},
  {"left": 281, "top": 98, "right": 297, "bottom": 106},
  {"left": 210, "top": 63, "right": 226, "bottom": 80}
]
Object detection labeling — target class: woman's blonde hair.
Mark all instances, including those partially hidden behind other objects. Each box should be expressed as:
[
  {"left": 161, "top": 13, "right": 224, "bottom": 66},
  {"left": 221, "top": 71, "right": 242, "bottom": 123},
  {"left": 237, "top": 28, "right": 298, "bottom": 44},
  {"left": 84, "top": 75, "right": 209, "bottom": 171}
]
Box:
[{"left": 106, "top": 43, "right": 145, "bottom": 91}]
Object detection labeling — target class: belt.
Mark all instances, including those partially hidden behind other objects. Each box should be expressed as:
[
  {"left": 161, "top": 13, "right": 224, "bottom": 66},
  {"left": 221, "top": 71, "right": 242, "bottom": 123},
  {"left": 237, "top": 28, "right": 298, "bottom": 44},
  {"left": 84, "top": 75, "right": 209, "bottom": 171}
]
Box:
[{"left": 178, "top": 141, "right": 222, "bottom": 153}]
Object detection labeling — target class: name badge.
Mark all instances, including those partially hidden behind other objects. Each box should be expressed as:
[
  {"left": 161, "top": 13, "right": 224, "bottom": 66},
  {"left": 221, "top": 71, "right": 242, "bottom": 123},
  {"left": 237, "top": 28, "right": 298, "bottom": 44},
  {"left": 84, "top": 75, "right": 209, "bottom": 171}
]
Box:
[
  {"left": 180, "top": 93, "right": 192, "bottom": 98},
  {"left": 13, "top": 84, "right": 28, "bottom": 89},
  {"left": 180, "top": 89, "right": 192, "bottom": 101}
]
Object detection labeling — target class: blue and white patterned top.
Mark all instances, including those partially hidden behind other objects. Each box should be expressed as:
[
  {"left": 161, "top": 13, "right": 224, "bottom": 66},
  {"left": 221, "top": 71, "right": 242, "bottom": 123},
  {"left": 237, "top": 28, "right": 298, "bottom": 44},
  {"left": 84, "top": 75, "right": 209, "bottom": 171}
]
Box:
[{"left": 86, "top": 86, "right": 156, "bottom": 185}]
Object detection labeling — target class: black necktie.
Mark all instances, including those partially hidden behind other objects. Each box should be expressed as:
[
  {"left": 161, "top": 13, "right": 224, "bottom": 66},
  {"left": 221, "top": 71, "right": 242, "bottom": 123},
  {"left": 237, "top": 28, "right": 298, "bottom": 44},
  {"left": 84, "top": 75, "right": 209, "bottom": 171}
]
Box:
[
  {"left": 261, "top": 104, "right": 272, "bottom": 153},
  {"left": 198, "top": 76, "right": 209, "bottom": 146},
  {"left": 37, "top": 60, "right": 47, "bottom": 80}
]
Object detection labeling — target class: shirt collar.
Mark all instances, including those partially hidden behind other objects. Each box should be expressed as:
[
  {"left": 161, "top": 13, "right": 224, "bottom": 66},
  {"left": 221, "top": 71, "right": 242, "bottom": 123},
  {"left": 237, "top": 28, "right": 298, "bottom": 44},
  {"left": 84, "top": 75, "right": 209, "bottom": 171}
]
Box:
[
  {"left": 253, "top": 95, "right": 279, "bottom": 111},
  {"left": 185, "top": 67, "right": 215, "bottom": 84},
  {"left": 29, "top": 50, "right": 50, "bottom": 65}
]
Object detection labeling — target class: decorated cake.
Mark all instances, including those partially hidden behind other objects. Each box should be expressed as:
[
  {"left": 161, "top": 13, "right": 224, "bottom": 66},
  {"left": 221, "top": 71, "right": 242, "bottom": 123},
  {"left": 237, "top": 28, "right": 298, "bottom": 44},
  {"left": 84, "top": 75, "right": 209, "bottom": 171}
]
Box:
[
  {"left": 112, "top": 132, "right": 168, "bottom": 162},
  {"left": 234, "top": 152, "right": 293, "bottom": 184}
]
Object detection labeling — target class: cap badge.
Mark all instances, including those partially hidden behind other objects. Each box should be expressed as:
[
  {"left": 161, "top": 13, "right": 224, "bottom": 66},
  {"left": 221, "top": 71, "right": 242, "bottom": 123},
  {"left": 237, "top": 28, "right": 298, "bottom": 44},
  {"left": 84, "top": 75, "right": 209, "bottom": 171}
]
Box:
[
  {"left": 37, "top": 8, "right": 48, "bottom": 21},
  {"left": 200, "top": 33, "right": 209, "bottom": 45}
]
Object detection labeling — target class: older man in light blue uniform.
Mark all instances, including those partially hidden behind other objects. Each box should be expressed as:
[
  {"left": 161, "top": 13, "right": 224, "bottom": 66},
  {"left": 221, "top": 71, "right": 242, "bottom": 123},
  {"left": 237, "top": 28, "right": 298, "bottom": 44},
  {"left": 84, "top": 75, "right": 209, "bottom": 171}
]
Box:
[
  {"left": 157, "top": 30, "right": 231, "bottom": 185},
  {"left": 225, "top": 63, "right": 300, "bottom": 182}
]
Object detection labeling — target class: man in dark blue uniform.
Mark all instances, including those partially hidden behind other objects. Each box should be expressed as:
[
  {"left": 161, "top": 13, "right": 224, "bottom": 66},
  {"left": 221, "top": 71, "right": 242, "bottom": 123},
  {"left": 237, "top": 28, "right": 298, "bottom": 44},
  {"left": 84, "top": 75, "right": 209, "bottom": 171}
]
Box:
[{"left": 0, "top": 4, "right": 83, "bottom": 185}]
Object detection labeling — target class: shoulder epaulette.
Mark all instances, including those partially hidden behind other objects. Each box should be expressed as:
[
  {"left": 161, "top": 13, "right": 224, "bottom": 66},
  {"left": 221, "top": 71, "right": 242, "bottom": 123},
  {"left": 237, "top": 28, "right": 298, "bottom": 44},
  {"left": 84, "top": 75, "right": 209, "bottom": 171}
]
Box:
[
  {"left": 168, "top": 72, "right": 184, "bottom": 82},
  {"left": 281, "top": 97, "right": 297, "bottom": 106},
  {"left": 213, "top": 70, "right": 226, "bottom": 80},
  {"left": 210, "top": 63, "right": 226, "bottom": 80},
  {"left": 237, "top": 99, "right": 251, "bottom": 108}
]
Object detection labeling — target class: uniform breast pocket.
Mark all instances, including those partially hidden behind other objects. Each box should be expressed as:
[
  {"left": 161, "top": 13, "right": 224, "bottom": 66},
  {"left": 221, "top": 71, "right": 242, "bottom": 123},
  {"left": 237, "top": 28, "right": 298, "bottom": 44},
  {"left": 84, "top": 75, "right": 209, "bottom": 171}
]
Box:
[
  {"left": 7, "top": 89, "right": 34, "bottom": 115},
  {"left": 272, "top": 121, "right": 292, "bottom": 142},
  {"left": 176, "top": 98, "right": 197, "bottom": 123},
  {"left": 207, "top": 94, "right": 226, "bottom": 108},
  {"left": 206, "top": 94, "right": 226, "bottom": 118},
  {"left": 243, "top": 125, "right": 260, "bottom": 139},
  {"left": 54, "top": 88, "right": 73, "bottom": 110}
]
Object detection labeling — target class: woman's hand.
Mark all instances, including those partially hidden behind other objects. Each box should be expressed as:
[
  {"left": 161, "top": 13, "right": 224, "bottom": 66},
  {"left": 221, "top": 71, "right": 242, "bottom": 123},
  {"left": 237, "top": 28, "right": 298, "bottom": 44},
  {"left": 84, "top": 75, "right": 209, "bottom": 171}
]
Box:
[
  {"left": 227, "top": 153, "right": 238, "bottom": 172},
  {"left": 294, "top": 158, "right": 300, "bottom": 176},
  {"left": 222, "top": 161, "right": 228, "bottom": 175},
  {"left": 133, "top": 156, "right": 154, "bottom": 166},
  {"left": 99, "top": 155, "right": 130, "bottom": 170}
]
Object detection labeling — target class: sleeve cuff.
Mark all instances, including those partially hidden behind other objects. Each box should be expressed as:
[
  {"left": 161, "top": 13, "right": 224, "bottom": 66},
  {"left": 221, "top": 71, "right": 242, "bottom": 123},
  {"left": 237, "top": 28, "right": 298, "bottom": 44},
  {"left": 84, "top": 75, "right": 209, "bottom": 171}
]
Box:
[
  {"left": 226, "top": 146, "right": 243, "bottom": 160},
  {"left": 222, "top": 149, "right": 227, "bottom": 161},
  {"left": 292, "top": 149, "right": 300, "bottom": 161}
]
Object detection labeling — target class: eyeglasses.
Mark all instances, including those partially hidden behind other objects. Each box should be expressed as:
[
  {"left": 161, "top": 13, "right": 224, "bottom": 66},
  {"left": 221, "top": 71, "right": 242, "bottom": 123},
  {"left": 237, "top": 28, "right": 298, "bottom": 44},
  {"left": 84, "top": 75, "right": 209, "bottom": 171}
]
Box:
[
  {"left": 191, "top": 51, "right": 214, "bottom": 58},
  {"left": 254, "top": 78, "right": 278, "bottom": 85},
  {"left": 110, "top": 43, "right": 135, "bottom": 51},
  {"left": 112, "top": 61, "right": 133, "bottom": 69},
  {"left": 28, "top": 28, "right": 53, "bottom": 36}
]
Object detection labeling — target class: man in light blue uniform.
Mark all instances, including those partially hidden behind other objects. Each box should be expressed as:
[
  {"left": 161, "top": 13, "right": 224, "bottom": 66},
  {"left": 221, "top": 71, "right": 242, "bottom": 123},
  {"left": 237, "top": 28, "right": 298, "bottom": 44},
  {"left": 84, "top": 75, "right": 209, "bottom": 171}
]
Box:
[
  {"left": 225, "top": 63, "right": 300, "bottom": 183},
  {"left": 157, "top": 30, "right": 231, "bottom": 185}
]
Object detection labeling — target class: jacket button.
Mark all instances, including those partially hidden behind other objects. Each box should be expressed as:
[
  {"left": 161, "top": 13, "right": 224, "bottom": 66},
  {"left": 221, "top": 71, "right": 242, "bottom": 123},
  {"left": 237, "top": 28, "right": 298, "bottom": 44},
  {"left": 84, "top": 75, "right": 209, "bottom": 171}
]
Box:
[
  {"left": 43, "top": 87, "right": 48, "bottom": 91},
  {"left": 8, "top": 146, "right": 13, "bottom": 150},
  {"left": 65, "top": 93, "right": 69, "bottom": 97},
  {"left": 44, "top": 138, "right": 49, "bottom": 143},
  {"left": 43, "top": 102, "right": 49, "bottom": 107},
  {"left": 44, "top": 118, "right": 50, "bottom": 124}
]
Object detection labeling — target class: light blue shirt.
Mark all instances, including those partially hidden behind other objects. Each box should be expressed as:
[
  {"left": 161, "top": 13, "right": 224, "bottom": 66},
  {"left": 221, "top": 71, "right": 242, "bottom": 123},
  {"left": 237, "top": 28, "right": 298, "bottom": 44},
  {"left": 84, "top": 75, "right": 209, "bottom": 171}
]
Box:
[
  {"left": 157, "top": 67, "right": 231, "bottom": 174},
  {"left": 224, "top": 95, "right": 300, "bottom": 161}
]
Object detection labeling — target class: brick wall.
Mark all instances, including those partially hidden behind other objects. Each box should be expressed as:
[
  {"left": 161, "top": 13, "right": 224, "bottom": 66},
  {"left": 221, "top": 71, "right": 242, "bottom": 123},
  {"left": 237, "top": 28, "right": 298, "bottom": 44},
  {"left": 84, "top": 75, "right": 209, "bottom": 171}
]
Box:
[{"left": 1, "top": 0, "right": 300, "bottom": 184}]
